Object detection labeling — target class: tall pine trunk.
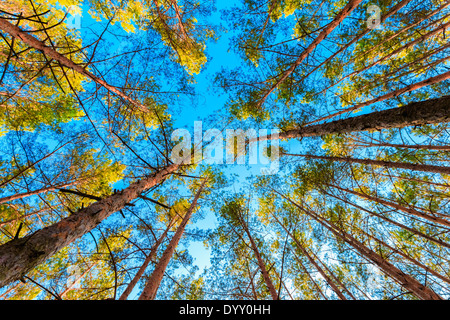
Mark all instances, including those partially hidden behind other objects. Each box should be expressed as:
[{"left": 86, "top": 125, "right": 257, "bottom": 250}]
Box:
[
  {"left": 315, "top": 20, "right": 450, "bottom": 108},
  {"left": 269, "top": 209, "right": 348, "bottom": 300},
  {"left": 297, "top": 0, "right": 413, "bottom": 85},
  {"left": 0, "top": 19, "right": 150, "bottom": 113},
  {"left": 309, "top": 249, "right": 356, "bottom": 299},
  {"left": 286, "top": 153, "right": 450, "bottom": 175},
  {"left": 291, "top": 252, "right": 328, "bottom": 299},
  {"left": 350, "top": 220, "right": 450, "bottom": 286},
  {"left": 329, "top": 184, "right": 450, "bottom": 228},
  {"left": 241, "top": 222, "right": 279, "bottom": 300},
  {"left": 257, "top": 95, "right": 450, "bottom": 141},
  {"left": 258, "top": 0, "right": 363, "bottom": 106},
  {"left": 138, "top": 180, "right": 206, "bottom": 300},
  {"left": 119, "top": 218, "right": 174, "bottom": 300},
  {"left": 279, "top": 193, "right": 443, "bottom": 300},
  {"left": 321, "top": 189, "right": 450, "bottom": 249},
  {"left": 0, "top": 164, "right": 179, "bottom": 288},
  {"left": 378, "top": 174, "right": 450, "bottom": 189},
  {"left": 352, "top": 141, "right": 450, "bottom": 151},
  {"left": 0, "top": 180, "right": 82, "bottom": 205}
]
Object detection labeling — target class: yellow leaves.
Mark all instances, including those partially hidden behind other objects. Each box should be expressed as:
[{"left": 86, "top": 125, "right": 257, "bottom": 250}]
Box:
[
  {"left": 321, "top": 134, "right": 350, "bottom": 157},
  {"left": 127, "top": 0, "right": 147, "bottom": 16},
  {"left": 270, "top": 4, "right": 283, "bottom": 22},
  {"left": 176, "top": 42, "right": 208, "bottom": 75},
  {"left": 157, "top": 198, "right": 193, "bottom": 228},
  {"left": 120, "top": 20, "right": 136, "bottom": 33},
  {"left": 65, "top": 148, "right": 126, "bottom": 201},
  {"left": 283, "top": 0, "right": 298, "bottom": 17},
  {"left": 270, "top": 0, "right": 307, "bottom": 22},
  {"left": 114, "top": 8, "right": 137, "bottom": 33},
  {"left": 100, "top": 227, "right": 133, "bottom": 252}
]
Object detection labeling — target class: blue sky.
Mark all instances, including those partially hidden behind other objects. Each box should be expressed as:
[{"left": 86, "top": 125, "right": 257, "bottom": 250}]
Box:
[{"left": 71, "top": 0, "right": 287, "bottom": 294}]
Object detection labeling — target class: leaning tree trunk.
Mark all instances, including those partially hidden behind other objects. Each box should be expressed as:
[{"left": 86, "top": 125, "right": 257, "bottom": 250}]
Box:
[
  {"left": 269, "top": 210, "right": 348, "bottom": 300},
  {"left": 138, "top": 179, "right": 206, "bottom": 300},
  {"left": 291, "top": 252, "right": 328, "bottom": 299},
  {"left": 309, "top": 249, "right": 356, "bottom": 299},
  {"left": 315, "top": 20, "right": 450, "bottom": 112},
  {"left": 297, "top": 0, "right": 413, "bottom": 85},
  {"left": 0, "top": 164, "right": 179, "bottom": 288},
  {"left": 352, "top": 141, "right": 450, "bottom": 151},
  {"left": 0, "top": 19, "right": 150, "bottom": 113},
  {"left": 119, "top": 218, "right": 175, "bottom": 300},
  {"left": 0, "top": 142, "right": 70, "bottom": 188},
  {"left": 329, "top": 184, "right": 450, "bottom": 228},
  {"left": 257, "top": 0, "right": 363, "bottom": 106},
  {"left": 0, "top": 180, "right": 82, "bottom": 205},
  {"left": 321, "top": 189, "right": 450, "bottom": 249},
  {"left": 256, "top": 95, "right": 450, "bottom": 141},
  {"left": 280, "top": 193, "right": 443, "bottom": 300},
  {"left": 350, "top": 220, "right": 450, "bottom": 286},
  {"left": 285, "top": 153, "right": 450, "bottom": 175},
  {"left": 241, "top": 222, "right": 279, "bottom": 300}
]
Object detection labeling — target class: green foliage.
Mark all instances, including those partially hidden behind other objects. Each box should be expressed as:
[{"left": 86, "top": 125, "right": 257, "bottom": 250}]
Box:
[{"left": 1, "top": 0, "right": 450, "bottom": 302}]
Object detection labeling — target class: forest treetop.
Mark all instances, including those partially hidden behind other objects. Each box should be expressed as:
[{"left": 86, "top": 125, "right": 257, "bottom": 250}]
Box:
[{"left": 0, "top": 0, "right": 449, "bottom": 300}]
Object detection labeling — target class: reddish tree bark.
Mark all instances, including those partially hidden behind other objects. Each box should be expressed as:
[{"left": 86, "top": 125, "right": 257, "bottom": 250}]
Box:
[
  {"left": 284, "top": 153, "right": 450, "bottom": 175},
  {"left": 279, "top": 193, "right": 443, "bottom": 300},
  {"left": 241, "top": 221, "right": 279, "bottom": 300},
  {"left": 0, "top": 164, "right": 179, "bottom": 288},
  {"left": 0, "top": 19, "right": 151, "bottom": 113},
  {"left": 138, "top": 179, "right": 206, "bottom": 300},
  {"left": 329, "top": 184, "right": 450, "bottom": 228},
  {"left": 257, "top": 95, "right": 450, "bottom": 142},
  {"left": 119, "top": 219, "right": 174, "bottom": 300},
  {"left": 257, "top": 0, "right": 363, "bottom": 106}
]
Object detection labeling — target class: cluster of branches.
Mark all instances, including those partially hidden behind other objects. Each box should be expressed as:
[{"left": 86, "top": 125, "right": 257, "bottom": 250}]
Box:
[{"left": 0, "top": 0, "right": 449, "bottom": 300}]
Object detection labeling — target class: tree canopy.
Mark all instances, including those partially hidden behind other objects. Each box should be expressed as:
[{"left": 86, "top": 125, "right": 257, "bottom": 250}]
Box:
[{"left": 0, "top": 0, "right": 449, "bottom": 301}]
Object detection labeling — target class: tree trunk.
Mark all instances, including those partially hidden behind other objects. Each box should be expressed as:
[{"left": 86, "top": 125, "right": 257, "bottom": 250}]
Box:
[
  {"left": 0, "top": 180, "right": 81, "bottom": 205},
  {"left": 59, "top": 263, "right": 96, "bottom": 299},
  {"left": 279, "top": 193, "right": 443, "bottom": 300},
  {"left": 315, "top": 187, "right": 450, "bottom": 285},
  {"left": 329, "top": 184, "right": 450, "bottom": 228},
  {"left": 322, "top": 189, "right": 450, "bottom": 249},
  {"left": 258, "top": 0, "right": 363, "bottom": 106},
  {"left": 350, "top": 221, "right": 450, "bottom": 286},
  {"left": 309, "top": 249, "right": 356, "bottom": 299},
  {"left": 0, "top": 19, "right": 150, "bottom": 113},
  {"left": 271, "top": 267, "right": 294, "bottom": 300},
  {"left": 316, "top": 19, "right": 450, "bottom": 104},
  {"left": 0, "top": 164, "right": 179, "bottom": 288},
  {"left": 0, "top": 281, "right": 22, "bottom": 299},
  {"left": 0, "top": 142, "right": 70, "bottom": 188},
  {"left": 138, "top": 179, "right": 206, "bottom": 300},
  {"left": 285, "top": 153, "right": 450, "bottom": 175},
  {"left": 241, "top": 222, "right": 279, "bottom": 300},
  {"left": 353, "top": 141, "right": 450, "bottom": 151},
  {"left": 119, "top": 218, "right": 174, "bottom": 300},
  {"left": 257, "top": 95, "right": 450, "bottom": 141},
  {"left": 245, "top": 261, "right": 259, "bottom": 300},
  {"left": 352, "top": 2, "right": 450, "bottom": 67},
  {"left": 310, "top": 68, "right": 450, "bottom": 124},
  {"left": 378, "top": 174, "right": 450, "bottom": 189},
  {"left": 269, "top": 208, "right": 348, "bottom": 300},
  {"left": 0, "top": 207, "right": 52, "bottom": 228},
  {"left": 291, "top": 252, "right": 328, "bottom": 299},
  {"left": 297, "top": 0, "right": 413, "bottom": 84}
]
